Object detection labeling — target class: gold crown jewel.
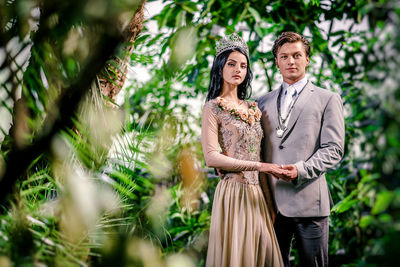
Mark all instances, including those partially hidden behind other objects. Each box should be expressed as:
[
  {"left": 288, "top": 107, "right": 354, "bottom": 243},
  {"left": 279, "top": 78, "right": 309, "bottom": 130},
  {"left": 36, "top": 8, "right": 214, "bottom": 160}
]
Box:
[{"left": 215, "top": 33, "right": 249, "bottom": 58}]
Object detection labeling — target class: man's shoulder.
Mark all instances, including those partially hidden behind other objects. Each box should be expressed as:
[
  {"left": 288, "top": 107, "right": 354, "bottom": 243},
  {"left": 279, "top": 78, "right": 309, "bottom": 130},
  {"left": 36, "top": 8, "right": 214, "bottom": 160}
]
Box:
[
  {"left": 257, "top": 88, "right": 280, "bottom": 103},
  {"left": 308, "top": 82, "right": 340, "bottom": 99}
]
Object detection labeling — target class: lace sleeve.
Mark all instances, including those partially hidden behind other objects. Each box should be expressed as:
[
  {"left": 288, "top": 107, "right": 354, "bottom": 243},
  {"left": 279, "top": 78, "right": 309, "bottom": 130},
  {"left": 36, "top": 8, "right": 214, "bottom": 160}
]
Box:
[{"left": 201, "top": 103, "right": 261, "bottom": 171}]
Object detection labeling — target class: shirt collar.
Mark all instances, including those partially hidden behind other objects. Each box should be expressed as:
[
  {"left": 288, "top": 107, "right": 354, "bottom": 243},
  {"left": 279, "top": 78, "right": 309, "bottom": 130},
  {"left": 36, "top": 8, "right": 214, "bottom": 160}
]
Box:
[{"left": 282, "top": 76, "right": 308, "bottom": 95}]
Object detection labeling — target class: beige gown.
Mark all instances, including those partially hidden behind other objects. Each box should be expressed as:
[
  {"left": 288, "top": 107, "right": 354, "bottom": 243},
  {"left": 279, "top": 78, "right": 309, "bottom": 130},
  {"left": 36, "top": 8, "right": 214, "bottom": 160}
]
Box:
[{"left": 201, "top": 99, "right": 283, "bottom": 267}]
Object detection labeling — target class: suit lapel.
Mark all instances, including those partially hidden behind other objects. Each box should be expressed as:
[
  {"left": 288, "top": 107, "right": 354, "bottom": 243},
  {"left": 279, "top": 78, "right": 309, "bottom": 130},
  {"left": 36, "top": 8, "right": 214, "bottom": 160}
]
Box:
[
  {"left": 280, "top": 81, "right": 314, "bottom": 142},
  {"left": 268, "top": 87, "right": 280, "bottom": 129}
]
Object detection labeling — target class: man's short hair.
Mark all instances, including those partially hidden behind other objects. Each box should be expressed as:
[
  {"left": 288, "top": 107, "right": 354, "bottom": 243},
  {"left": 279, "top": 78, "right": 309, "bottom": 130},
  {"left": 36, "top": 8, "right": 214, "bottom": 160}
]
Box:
[{"left": 272, "top": 32, "right": 311, "bottom": 59}]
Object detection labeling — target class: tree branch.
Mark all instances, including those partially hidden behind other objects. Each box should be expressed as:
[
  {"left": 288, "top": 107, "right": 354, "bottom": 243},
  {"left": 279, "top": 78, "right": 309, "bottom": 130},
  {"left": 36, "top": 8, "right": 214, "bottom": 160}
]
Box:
[{"left": 0, "top": 30, "right": 123, "bottom": 206}]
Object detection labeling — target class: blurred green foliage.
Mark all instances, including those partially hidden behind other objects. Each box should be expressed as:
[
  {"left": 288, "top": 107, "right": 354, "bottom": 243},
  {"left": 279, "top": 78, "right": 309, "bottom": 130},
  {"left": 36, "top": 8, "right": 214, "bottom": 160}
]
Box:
[{"left": 0, "top": 0, "right": 399, "bottom": 266}]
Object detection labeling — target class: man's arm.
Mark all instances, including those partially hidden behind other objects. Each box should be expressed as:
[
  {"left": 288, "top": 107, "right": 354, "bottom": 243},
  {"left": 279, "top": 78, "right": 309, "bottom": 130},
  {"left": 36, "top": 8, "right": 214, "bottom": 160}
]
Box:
[{"left": 291, "top": 93, "right": 345, "bottom": 187}]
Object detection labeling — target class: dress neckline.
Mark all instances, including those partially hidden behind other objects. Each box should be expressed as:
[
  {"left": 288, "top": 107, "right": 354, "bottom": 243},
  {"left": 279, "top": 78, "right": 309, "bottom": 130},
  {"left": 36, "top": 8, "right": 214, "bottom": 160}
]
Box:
[{"left": 214, "top": 97, "right": 261, "bottom": 125}]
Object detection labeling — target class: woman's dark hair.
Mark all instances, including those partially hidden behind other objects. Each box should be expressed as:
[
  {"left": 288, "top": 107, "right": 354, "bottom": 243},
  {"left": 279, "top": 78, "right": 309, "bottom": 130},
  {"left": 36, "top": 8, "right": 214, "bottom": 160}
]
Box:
[{"left": 206, "top": 47, "right": 253, "bottom": 101}]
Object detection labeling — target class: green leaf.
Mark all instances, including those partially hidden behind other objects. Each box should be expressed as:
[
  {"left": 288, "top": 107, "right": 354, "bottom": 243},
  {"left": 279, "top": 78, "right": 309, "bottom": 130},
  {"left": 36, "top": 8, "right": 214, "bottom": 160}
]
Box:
[
  {"left": 332, "top": 199, "right": 358, "bottom": 213},
  {"left": 310, "top": 0, "right": 320, "bottom": 6},
  {"left": 359, "top": 215, "right": 374, "bottom": 228},
  {"left": 378, "top": 213, "right": 392, "bottom": 223},
  {"left": 175, "top": 10, "right": 184, "bottom": 27},
  {"left": 180, "top": 2, "right": 198, "bottom": 13},
  {"left": 160, "top": 5, "right": 174, "bottom": 28},
  {"left": 171, "top": 212, "right": 186, "bottom": 223},
  {"left": 371, "top": 190, "right": 394, "bottom": 215},
  {"left": 254, "top": 25, "right": 265, "bottom": 38},
  {"left": 248, "top": 6, "right": 261, "bottom": 23}
]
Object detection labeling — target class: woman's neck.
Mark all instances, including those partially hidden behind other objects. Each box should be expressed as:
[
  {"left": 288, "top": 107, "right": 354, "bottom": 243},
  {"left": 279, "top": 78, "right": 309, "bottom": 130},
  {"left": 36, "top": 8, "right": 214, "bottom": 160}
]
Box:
[{"left": 220, "top": 83, "right": 240, "bottom": 104}]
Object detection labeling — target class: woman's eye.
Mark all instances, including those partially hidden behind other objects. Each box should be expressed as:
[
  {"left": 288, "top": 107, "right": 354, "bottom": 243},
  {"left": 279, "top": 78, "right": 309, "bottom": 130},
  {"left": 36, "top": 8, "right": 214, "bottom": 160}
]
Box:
[{"left": 228, "top": 63, "right": 234, "bottom": 66}]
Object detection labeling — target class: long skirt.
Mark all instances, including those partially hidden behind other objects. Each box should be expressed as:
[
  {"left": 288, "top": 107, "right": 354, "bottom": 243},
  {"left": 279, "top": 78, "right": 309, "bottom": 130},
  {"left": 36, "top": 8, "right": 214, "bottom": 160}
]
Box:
[{"left": 206, "top": 179, "right": 283, "bottom": 267}]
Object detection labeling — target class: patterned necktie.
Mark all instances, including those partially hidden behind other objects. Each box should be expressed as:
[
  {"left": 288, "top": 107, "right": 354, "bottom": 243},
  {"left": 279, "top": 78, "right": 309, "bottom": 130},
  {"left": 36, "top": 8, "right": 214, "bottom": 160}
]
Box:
[{"left": 281, "top": 85, "right": 296, "bottom": 119}]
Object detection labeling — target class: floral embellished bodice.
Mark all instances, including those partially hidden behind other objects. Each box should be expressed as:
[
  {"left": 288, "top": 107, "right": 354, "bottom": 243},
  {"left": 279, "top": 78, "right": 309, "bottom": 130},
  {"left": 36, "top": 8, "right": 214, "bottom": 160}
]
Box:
[{"left": 201, "top": 98, "right": 264, "bottom": 184}]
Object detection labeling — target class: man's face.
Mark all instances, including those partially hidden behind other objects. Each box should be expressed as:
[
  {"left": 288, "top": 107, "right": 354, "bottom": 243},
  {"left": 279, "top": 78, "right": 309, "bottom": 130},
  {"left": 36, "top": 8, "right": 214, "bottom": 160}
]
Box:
[{"left": 275, "top": 41, "right": 309, "bottom": 84}]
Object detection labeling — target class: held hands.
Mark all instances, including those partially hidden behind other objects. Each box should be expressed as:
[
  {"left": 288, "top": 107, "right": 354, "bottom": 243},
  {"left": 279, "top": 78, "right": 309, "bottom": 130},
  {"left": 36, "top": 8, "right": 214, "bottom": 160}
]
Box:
[
  {"left": 259, "top": 163, "right": 287, "bottom": 178},
  {"left": 260, "top": 163, "right": 298, "bottom": 182},
  {"left": 279, "top": 164, "right": 298, "bottom": 181}
]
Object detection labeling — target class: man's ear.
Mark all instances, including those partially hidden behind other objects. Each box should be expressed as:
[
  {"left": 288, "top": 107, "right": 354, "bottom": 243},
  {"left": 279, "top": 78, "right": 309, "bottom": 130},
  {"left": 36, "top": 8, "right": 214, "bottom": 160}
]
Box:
[
  {"left": 275, "top": 57, "right": 279, "bottom": 68},
  {"left": 305, "top": 56, "right": 310, "bottom": 65}
]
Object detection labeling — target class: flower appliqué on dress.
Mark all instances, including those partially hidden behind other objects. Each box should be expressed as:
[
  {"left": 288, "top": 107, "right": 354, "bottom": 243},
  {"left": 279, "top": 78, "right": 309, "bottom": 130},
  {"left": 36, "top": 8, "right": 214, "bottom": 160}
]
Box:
[{"left": 216, "top": 97, "right": 261, "bottom": 126}]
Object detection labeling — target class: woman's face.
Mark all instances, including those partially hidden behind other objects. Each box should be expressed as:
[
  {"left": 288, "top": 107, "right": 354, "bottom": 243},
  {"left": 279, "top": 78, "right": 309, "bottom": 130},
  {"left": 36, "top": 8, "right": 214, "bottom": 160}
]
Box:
[{"left": 222, "top": 51, "right": 247, "bottom": 87}]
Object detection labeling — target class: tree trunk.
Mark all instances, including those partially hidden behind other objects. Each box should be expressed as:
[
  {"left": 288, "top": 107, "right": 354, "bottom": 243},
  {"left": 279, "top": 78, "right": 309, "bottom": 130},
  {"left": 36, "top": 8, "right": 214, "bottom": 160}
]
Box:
[{"left": 98, "top": 0, "right": 146, "bottom": 102}]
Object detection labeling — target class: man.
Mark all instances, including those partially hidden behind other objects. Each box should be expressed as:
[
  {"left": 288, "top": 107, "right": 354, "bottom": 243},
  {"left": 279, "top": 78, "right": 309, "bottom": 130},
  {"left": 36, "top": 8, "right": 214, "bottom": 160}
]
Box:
[{"left": 257, "top": 32, "right": 345, "bottom": 266}]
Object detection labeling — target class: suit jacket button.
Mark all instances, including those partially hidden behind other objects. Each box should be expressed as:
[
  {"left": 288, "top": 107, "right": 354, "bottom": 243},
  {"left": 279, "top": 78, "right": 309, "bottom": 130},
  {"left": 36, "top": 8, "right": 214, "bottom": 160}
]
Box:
[{"left": 279, "top": 145, "right": 284, "bottom": 149}]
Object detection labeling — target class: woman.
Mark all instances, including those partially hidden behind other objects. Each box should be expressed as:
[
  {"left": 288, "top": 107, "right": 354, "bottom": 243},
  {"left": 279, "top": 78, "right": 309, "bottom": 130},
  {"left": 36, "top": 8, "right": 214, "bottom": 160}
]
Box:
[{"left": 202, "top": 33, "right": 284, "bottom": 267}]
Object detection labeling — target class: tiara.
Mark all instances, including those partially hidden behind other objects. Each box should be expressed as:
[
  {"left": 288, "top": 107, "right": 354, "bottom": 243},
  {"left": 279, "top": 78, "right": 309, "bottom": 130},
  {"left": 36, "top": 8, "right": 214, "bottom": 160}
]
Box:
[{"left": 215, "top": 33, "right": 249, "bottom": 57}]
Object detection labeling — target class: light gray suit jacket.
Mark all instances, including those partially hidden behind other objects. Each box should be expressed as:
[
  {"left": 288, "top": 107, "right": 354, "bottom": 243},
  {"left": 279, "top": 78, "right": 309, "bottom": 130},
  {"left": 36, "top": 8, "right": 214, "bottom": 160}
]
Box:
[{"left": 257, "top": 81, "right": 345, "bottom": 217}]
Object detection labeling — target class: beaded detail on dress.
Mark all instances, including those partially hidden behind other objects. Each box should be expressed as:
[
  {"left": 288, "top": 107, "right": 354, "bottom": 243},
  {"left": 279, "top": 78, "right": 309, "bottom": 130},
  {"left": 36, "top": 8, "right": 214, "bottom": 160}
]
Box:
[{"left": 208, "top": 100, "right": 263, "bottom": 184}]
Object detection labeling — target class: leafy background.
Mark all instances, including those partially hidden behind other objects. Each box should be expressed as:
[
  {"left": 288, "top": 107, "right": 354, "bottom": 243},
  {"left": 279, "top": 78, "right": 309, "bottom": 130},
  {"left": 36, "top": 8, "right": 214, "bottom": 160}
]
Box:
[{"left": 0, "top": 0, "right": 399, "bottom": 266}]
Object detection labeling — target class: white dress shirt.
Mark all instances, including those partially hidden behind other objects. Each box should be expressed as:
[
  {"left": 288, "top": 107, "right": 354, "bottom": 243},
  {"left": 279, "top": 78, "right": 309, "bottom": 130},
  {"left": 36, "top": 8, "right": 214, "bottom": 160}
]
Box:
[{"left": 280, "top": 76, "right": 308, "bottom": 126}]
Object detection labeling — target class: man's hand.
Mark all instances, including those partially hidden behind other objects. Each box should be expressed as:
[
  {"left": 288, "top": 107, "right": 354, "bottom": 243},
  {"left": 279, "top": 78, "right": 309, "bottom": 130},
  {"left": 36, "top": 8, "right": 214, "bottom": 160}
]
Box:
[
  {"left": 280, "top": 164, "right": 298, "bottom": 182},
  {"left": 215, "top": 168, "right": 223, "bottom": 177}
]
